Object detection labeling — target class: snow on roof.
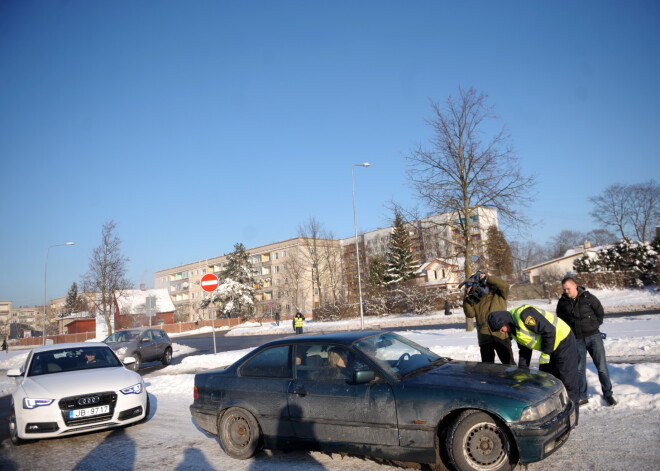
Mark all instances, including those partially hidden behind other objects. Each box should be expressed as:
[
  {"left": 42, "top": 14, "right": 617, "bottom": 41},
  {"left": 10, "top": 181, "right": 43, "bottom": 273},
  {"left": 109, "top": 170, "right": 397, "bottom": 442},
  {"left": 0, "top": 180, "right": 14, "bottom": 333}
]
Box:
[{"left": 115, "top": 288, "right": 175, "bottom": 314}]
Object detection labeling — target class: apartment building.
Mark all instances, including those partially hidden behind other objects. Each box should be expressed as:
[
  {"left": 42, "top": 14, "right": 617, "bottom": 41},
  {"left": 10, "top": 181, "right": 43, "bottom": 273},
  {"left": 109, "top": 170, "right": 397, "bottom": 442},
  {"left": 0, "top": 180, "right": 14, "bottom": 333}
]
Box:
[
  {"left": 155, "top": 208, "right": 498, "bottom": 321},
  {"left": 9, "top": 306, "right": 43, "bottom": 338},
  {"left": 0, "top": 300, "right": 10, "bottom": 339},
  {"left": 340, "top": 207, "right": 499, "bottom": 300},
  {"left": 155, "top": 237, "right": 342, "bottom": 321}
]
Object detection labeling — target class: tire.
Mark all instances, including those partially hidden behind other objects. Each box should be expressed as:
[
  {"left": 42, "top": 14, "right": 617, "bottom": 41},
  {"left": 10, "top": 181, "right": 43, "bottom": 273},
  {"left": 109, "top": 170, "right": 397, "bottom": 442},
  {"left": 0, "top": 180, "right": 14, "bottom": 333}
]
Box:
[
  {"left": 217, "top": 407, "right": 261, "bottom": 459},
  {"left": 132, "top": 353, "right": 142, "bottom": 371},
  {"left": 9, "top": 406, "right": 30, "bottom": 445},
  {"left": 140, "top": 395, "right": 150, "bottom": 423},
  {"left": 161, "top": 347, "right": 172, "bottom": 366},
  {"left": 446, "top": 410, "right": 516, "bottom": 471}
]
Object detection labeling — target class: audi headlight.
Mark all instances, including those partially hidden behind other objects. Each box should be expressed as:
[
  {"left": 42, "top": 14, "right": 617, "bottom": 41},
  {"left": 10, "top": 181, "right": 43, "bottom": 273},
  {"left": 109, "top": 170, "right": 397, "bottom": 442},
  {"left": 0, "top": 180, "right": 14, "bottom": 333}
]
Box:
[
  {"left": 120, "top": 383, "right": 143, "bottom": 395},
  {"left": 116, "top": 347, "right": 128, "bottom": 356},
  {"left": 23, "top": 398, "right": 54, "bottom": 409}
]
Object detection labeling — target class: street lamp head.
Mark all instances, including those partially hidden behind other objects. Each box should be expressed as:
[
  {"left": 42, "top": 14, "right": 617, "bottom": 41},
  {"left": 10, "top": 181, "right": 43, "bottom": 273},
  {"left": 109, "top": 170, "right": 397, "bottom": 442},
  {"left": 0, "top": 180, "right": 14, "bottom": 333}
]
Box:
[
  {"left": 65, "top": 242, "right": 75, "bottom": 245},
  {"left": 354, "top": 162, "right": 370, "bottom": 168}
]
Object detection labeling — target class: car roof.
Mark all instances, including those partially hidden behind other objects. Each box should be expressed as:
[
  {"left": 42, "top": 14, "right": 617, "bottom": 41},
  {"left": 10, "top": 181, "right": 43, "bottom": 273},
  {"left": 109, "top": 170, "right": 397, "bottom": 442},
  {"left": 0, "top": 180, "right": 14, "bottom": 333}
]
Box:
[
  {"left": 31, "top": 342, "right": 109, "bottom": 353},
  {"left": 262, "top": 330, "right": 384, "bottom": 348}
]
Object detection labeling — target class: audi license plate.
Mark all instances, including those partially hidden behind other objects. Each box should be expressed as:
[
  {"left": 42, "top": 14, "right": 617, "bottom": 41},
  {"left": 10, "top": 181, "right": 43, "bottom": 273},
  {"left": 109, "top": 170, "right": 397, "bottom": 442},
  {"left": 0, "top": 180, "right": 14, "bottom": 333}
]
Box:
[{"left": 69, "top": 405, "right": 110, "bottom": 419}]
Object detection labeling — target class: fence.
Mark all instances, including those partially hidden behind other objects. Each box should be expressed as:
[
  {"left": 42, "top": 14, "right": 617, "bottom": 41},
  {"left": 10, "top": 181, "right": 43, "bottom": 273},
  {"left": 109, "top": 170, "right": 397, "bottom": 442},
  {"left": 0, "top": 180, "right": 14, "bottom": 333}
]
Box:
[{"left": 13, "top": 316, "right": 270, "bottom": 348}]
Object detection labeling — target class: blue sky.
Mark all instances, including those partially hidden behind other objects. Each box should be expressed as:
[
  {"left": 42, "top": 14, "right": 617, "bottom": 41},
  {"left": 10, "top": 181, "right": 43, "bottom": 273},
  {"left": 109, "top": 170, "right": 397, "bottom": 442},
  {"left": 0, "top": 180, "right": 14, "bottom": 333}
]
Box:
[{"left": 1, "top": 1, "right": 658, "bottom": 307}]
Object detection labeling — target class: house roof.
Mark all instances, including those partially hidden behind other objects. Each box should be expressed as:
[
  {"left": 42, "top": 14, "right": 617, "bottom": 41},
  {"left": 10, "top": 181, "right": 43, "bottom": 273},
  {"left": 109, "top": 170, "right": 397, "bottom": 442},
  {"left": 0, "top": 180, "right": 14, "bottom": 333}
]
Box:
[{"left": 523, "top": 246, "right": 605, "bottom": 273}]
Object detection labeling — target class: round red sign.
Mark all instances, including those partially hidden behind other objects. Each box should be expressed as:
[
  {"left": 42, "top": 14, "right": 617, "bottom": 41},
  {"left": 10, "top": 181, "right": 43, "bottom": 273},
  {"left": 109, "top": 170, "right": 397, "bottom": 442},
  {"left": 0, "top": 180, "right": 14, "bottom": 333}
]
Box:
[{"left": 200, "top": 273, "right": 219, "bottom": 292}]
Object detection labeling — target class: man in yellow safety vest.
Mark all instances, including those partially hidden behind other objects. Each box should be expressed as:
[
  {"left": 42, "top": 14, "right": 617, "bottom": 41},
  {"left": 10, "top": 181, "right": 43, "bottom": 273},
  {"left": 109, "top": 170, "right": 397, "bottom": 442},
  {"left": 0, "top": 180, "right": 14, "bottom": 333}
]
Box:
[{"left": 488, "top": 305, "right": 580, "bottom": 416}]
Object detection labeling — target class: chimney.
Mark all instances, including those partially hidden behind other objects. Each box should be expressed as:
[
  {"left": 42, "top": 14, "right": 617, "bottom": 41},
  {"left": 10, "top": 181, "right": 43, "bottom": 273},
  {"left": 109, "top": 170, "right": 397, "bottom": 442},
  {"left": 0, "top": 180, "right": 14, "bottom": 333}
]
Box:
[{"left": 583, "top": 240, "right": 591, "bottom": 250}]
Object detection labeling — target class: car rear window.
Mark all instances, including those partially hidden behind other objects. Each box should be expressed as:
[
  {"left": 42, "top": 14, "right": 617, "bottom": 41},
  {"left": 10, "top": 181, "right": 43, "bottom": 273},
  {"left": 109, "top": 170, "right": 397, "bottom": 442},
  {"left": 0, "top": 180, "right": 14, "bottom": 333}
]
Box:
[{"left": 239, "top": 346, "right": 292, "bottom": 378}]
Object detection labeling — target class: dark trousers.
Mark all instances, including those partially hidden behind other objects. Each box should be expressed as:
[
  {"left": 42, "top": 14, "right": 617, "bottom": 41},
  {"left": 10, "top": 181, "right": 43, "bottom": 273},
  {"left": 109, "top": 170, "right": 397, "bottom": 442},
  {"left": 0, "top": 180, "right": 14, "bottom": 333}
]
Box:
[
  {"left": 480, "top": 337, "right": 515, "bottom": 365},
  {"left": 295, "top": 327, "right": 303, "bottom": 334},
  {"left": 540, "top": 332, "right": 580, "bottom": 424}
]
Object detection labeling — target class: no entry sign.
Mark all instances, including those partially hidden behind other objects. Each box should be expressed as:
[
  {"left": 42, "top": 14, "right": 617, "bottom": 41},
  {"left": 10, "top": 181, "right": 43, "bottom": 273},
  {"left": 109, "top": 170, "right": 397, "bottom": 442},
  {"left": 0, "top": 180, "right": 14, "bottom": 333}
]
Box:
[{"left": 201, "top": 273, "right": 219, "bottom": 292}]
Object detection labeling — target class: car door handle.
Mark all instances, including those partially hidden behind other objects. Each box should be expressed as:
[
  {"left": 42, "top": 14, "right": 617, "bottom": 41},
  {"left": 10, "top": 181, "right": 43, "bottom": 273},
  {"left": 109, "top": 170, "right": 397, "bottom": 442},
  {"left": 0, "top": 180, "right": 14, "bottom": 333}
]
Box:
[{"left": 292, "top": 389, "right": 307, "bottom": 397}]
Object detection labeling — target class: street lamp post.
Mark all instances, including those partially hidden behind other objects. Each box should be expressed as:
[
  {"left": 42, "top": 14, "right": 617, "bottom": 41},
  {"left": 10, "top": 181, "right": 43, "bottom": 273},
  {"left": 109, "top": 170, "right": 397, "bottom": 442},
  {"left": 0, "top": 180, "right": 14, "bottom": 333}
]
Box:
[
  {"left": 352, "top": 163, "right": 370, "bottom": 329},
  {"left": 43, "top": 242, "right": 75, "bottom": 345}
]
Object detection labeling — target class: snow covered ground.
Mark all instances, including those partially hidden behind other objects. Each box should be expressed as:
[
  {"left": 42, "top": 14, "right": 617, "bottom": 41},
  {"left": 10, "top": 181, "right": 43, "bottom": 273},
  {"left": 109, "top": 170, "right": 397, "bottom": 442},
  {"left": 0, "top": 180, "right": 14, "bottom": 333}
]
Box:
[{"left": 0, "top": 288, "right": 659, "bottom": 470}]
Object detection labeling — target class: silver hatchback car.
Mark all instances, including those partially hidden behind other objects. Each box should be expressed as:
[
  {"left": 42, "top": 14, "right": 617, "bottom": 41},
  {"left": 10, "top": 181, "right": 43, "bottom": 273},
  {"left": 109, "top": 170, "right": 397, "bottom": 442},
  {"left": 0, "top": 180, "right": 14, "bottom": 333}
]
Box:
[{"left": 104, "top": 328, "right": 173, "bottom": 371}]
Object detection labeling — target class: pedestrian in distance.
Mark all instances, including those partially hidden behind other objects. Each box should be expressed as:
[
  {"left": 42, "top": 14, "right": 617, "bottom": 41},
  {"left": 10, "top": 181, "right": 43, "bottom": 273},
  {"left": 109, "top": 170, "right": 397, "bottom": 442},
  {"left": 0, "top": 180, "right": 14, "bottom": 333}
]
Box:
[
  {"left": 488, "top": 305, "right": 580, "bottom": 425},
  {"left": 557, "top": 276, "right": 617, "bottom": 406},
  {"left": 275, "top": 310, "right": 280, "bottom": 326},
  {"left": 462, "top": 272, "right": 515, "bottom": 365},
  {"left": 293, "top": 312, "right": 305, "bottom": 334},
  {"left": 2, "top": 338, "right": 7, "bottom": 353}
]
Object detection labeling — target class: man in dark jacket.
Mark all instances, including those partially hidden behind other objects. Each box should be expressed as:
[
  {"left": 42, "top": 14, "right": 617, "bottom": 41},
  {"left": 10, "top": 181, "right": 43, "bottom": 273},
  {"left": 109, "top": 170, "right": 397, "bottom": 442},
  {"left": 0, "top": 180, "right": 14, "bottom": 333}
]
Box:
[
  {"left": 557, "top": 276, "right": 616, "bottom": 406},
  {"left": 463, "top": 273, "right": 515, "bottom": 364}
]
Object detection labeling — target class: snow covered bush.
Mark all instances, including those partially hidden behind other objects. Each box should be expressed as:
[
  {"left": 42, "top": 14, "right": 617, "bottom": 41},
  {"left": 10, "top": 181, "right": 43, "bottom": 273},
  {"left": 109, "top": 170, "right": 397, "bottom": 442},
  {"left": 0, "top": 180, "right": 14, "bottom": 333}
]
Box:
[{"left": 574, "top": 237, "right": 657, "bottom": 286}]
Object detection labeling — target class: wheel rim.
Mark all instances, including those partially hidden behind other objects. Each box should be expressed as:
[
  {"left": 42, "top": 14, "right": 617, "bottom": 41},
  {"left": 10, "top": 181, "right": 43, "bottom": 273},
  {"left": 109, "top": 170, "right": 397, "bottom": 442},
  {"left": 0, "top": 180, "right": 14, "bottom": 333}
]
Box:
[
  {"left": 165, "top": 349, "right": 172, "bottom": 362},
  {"left": 227, "top": 414, "right": 253, "bottom": 448},
  {"left": 463, "top": 421, "right": 507, "bottom": 469}
]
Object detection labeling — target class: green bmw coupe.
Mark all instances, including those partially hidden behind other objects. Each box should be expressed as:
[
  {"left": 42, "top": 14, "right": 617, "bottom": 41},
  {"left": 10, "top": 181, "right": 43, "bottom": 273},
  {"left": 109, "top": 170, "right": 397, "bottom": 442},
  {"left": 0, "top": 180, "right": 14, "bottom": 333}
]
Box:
[{"left": 190, "top": 331, "right": 574, "bottom": 471}]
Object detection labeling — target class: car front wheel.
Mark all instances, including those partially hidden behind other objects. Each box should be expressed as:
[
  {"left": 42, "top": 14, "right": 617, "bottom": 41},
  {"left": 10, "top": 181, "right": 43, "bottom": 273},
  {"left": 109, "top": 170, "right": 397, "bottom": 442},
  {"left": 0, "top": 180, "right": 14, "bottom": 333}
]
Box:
[
  {"left": 446, "top": 410, "right": 516, "bottom": 471},
  {"left": 132, "top": 353, "right": 142, "bottom": 371},
  {"left": 9, "top": 406, "right": 30, "bottom": 445},
  {"left": 161, "top": 347, "right": 172, "bottom": 366},
  {"left": 218, "top": 407, "right": 261, "bottom": 459}
]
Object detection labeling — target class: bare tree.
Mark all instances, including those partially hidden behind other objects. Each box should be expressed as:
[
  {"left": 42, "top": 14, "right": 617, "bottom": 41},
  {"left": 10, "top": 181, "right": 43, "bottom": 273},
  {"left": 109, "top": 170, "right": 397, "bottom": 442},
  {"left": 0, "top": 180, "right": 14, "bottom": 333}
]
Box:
[
  {"left": 405, "top": 87, "right": 535, "bottom": 278},
  {"left": 280, "top": 250, "right": 307, "bottom": 314},
  {"left": 589, "top": 184, "right": 630, "bottom": 239},
  {"left": 548, "top": 230, "right": 587, "bottom": 259},
  {"left": 319, "top": 230, "right": 344, "bottom": 304},
  {"left": 510, "top": 240, "right": 547, "bottom": 281},
  {"left": 628, "top": 180, "right": 659, "bottom": 241},
  {"left": 82, "top": 220, "right": 132, "bottom": 336},
  {"left": 590, "top": 180, "right": 659, "bottom": 242}
]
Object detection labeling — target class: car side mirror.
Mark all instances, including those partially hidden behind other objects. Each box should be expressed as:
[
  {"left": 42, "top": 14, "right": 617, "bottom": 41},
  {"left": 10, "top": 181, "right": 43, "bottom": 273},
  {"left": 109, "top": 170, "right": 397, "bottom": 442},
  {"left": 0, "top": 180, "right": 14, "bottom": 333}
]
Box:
[
  {"left": 141, "top": 337, "right": 150, "bottom": 343},
  {"left": 354, "top": 370, "right": 375, "bottom": 384},
  {"left": 7, "top": 368, "right": 23, "bottom": 377},
  {"left": 123, "top": 356, "right": 136, "bottom": 366}
]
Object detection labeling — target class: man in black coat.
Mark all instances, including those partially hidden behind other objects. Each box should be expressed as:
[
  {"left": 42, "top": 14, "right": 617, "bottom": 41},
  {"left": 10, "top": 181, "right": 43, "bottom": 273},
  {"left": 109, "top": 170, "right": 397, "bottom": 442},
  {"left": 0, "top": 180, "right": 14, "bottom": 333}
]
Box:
[{"left": 557, "top": 276, "right": 616, "bottom": 406}]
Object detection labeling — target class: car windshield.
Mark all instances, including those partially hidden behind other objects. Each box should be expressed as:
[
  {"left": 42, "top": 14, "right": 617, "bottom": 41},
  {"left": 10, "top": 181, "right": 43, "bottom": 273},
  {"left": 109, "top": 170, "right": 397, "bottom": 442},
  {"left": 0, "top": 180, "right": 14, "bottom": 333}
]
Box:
[
  {"left": 354, "top": 332, "right": 446, "bottom": 379},
  {"left": 105, "top": 330, "right": 142, "bottom": 344},
  {"left": 27, "top": 346, "right": 123, "bottom": 376}
]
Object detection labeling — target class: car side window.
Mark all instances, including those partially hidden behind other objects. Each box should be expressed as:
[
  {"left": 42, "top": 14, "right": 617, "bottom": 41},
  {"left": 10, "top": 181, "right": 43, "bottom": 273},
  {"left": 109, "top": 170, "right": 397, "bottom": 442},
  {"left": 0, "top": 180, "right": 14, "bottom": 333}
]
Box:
[
  {"left": 153, "top": 330, "right": 162, "bottom": 340},
  {"left": 144, "top": 330, "right": 154, "bottom": 341},
  {"left": 295, "top": 345, "right": 355, "bottom": 382},
  {"left": 240, "top": 346, "right": 292, "bottom": 378}
]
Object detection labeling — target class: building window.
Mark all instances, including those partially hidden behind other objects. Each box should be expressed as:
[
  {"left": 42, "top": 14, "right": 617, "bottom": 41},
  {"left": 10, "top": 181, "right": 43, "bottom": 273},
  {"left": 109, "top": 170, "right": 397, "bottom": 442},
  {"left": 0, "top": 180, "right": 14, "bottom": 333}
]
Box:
[{"left": 274, "top": 266, "right": 279, "bottom": 273}]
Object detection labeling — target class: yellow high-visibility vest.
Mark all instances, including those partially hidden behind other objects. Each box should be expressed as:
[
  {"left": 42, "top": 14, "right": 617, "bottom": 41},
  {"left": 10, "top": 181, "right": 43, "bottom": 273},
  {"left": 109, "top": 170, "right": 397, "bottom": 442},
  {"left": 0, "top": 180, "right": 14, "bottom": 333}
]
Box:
[{"left": 510, "top": 305, "right": 571, "bottom": 352}]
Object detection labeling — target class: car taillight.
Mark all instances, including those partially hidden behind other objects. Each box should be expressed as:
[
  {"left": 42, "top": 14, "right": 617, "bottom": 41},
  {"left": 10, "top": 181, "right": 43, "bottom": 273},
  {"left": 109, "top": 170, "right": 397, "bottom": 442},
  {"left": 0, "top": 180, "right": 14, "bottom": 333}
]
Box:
[{"left": 193, "top": 386, "right": 198, "bottom": 400}]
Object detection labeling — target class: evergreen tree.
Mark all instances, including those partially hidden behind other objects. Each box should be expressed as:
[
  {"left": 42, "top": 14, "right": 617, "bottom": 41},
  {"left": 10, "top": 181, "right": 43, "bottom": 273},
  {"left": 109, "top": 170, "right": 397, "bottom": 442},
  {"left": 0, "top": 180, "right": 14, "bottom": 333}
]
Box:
[
  {"left": 384, "top": 212, "right": 418, "bottom": 285},
  {"left": 64, "top": 282, "right": 79, "bottom": 316},
  {"left": 485, "top": 226, "right": 514, "bottom": 277},
  {"left": 202, "top": 243, "right": 257, "bottom": 317},
  {"left": 367, "top": 255, "right": 387, "bottom": 287}
]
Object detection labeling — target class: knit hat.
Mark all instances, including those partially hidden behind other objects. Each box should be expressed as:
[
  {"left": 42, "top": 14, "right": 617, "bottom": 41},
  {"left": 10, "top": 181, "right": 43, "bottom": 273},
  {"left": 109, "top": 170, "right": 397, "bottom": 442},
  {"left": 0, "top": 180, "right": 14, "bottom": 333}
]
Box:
[{"left": 488, "top": 310, "right": 513, "bottom": 332}]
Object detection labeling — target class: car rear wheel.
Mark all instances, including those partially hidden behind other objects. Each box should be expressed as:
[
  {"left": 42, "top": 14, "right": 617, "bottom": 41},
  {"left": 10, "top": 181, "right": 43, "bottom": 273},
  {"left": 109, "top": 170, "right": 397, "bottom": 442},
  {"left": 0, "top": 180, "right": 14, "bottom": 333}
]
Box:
[
  {"left": 446, "top": 410, "right": 516, "bottom": 471},
  {"left": 132, "top": 353, "right": 142, "bottom": 371},
  {"left": 161, "top": 347, "right": 172, "bottom": 366},
  {"left": 218, "top": 407, "right": 261, "bottom": 459}
]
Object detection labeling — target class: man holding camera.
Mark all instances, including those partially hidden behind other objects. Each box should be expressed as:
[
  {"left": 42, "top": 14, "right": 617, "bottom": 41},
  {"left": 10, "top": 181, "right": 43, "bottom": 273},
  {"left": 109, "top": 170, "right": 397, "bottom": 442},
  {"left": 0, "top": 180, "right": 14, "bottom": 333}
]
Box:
[{"left": 463, "top": 272, "right": 515, "bottom": 365}]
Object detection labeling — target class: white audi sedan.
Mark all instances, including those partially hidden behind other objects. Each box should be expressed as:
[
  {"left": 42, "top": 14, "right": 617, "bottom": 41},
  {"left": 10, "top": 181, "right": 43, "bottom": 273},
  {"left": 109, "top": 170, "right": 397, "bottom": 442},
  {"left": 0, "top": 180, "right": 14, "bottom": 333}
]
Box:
[{"left": 7, "top": 342, "right": 149, "bottom": 444}]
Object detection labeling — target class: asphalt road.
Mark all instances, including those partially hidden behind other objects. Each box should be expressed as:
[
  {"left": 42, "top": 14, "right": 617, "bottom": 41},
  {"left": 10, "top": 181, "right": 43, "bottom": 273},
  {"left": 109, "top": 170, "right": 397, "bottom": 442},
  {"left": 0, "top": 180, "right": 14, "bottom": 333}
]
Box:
[{"left": 172, "top": 309, "right": 660, "bottom": 358}]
